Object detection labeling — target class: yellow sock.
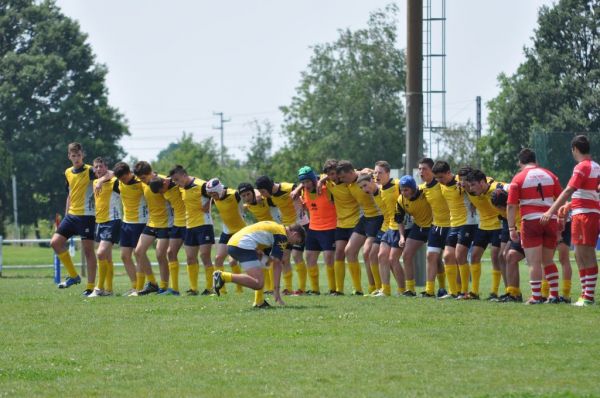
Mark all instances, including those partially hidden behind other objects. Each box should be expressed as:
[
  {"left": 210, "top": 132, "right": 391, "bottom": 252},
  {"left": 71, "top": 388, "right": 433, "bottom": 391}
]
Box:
[
  {"left": 491, "top": 269, "right": 502, "bottom": 295},
  {"left": 445, "top": 264, "right": 458, "bottom": 295},
  {"left": 397, "top": 286, "right": 406, "bottom": 294},
  {"left": 295, "top": 262, "right": 307, "bottom": 291},
  {"left": 382, "top": 283, "right": 391, "bottom": 296},
  {"left": 146, "top": 273, "right": 156, "bottom": 284},
  {"left": 205, "top": 266, "right": 215, "bottom": 290},
  {"left": 308, "top": 266, "right": 320, "bottom": 293},
  {"left": 470, "top": 263, "right": 481, "bottom": 294},
  {"left": 58, "top": 251, "right": 78, "bottom": 278},
  {"left": 515, "top": 287, "right": 521, "bottom": 296},
  {"left": 159, "top": 280, "right": 168, "bottom": 290},
  {"left": 334, "top": 260, "right": 345, "bottom": 293},
  {"left": 370, "top": 263, "right": 382, "bottom": 289},
  {"left": 264, "top": 265, "right": 273, "bottom": 291},
  {"left": 347, "top": 261, "right": 362, "bottom": 292},
  {"left": 136, "top": 272, "right": 145, "bottom": 291},
  {"left": 254, "top": 289, "right": 264, "bottom": 306},
  {"left": 541, "top": 279, "right": 549, "bottom": 298},
  {"left": 221, "top": 271, "right": 233, "bottom": 283},
  {"left": 326, "top": 265, "right": 336, "bottom": 292},
  {"left": 215, "top": 265, "right": 227, "bottom": 293},
  {"left": 437, "top": 271, "right": 446, "bottom": 290},
  {"left": 283, "top": 270, "right": 293, "bottom": 291},
  {"left": 406, "top": 279, "right": 415, "bottom": 293},
  {"left": 131, "top": 280, "right": 137, "bottom": 290},
  {"left": 268, "top": 265, "right": 275, "bottom": 290},
  {"left": 86, "top": 282, "right": 94, "bottom": 290},
  {"left": 368, "top": 284, "right": 376, "bottom": 294},
  {"left": 459, "top": 264, "right": 470, "bottom": 294},
  {"left": 187, "top": 263, "right": 199, "bottom": 292},
  {"left": 97, "top": 260, "right": 107, "bottom": 290},
  {"left": 106, "top": 261, "right": 114, "bottom": 292},
  {"left": 232, "top": 264, "right": 243, "bottom": 292},
  {"left": 562, "top": 279, "right": 571, "bottom": 298},
  {"left": 168, "top": 261, "right": 179, "bottom": 291},
  {"left": 425, "top": 280, "right": 435, "bottom": 295},
  {"left": 507, "top": 286, "right": 516, "bottom": 297}
]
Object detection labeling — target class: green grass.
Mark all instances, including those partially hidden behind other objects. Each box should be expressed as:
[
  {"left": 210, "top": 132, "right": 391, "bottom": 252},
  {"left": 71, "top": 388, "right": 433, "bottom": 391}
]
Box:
[{"left": 1, "top": 261, "right": 600, "bottom": 397}]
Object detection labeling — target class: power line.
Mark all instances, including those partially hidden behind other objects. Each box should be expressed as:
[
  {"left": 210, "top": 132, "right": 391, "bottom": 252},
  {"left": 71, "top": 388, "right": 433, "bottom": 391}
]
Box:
[{"left": 213, "top": 112, "right": 230, "bottom": 165}]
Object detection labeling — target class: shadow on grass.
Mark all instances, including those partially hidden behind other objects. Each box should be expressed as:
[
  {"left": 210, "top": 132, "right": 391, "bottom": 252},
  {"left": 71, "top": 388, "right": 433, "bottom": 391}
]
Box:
[{"left": 241, "top": 304, "right": 329, "bottom": 313}]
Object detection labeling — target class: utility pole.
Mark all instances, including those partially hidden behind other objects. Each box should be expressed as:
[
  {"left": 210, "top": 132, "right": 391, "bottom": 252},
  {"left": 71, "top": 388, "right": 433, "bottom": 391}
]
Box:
[
  {"left": 11, "top": 174, "right": 19, "bottom": 240},
  {"left": 213, "top": 112, "right": 230, "bottom": 165},
  {"left": 476, "top": 96, "right": 482, "bottom": 168},
  {"left": 406, "top": 0, "right": 423, "bottom": 175}
]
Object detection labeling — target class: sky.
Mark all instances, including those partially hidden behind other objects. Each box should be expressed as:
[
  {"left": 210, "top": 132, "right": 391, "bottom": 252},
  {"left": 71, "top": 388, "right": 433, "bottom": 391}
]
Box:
[{"left": 55, "top": 0, "right": 556, "bottom": 162}]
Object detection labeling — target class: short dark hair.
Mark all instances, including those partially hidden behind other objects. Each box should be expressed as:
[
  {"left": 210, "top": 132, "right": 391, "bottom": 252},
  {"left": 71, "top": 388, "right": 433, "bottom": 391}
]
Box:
[
  {"left": 168, "top": 165, "right": 187, "bottom": 177},
  {"left": 93, "top": 157, "right": 107, "bottom": 166},
  {"left": 518, "top": 148, "right": 536, "bottom": 164},
  {"left": 255, "top": 176, "right": 274, "bottom": 192},
  {"left": 465, "top": 169, "right": 486, "bottom": 183},
  {"left": 571, "top": 135, "right": 590, "bottom": 154},
  {"left": 457, "top": 165, "right": 473, "bottom": 178},
  {"left": 288, "top": 223, "right": 306, "bottom": 244},
  {"left": 67, "top": 142, "right": 83, "bottom": 153},
  {"left": 113, "top": 162, "right": 130, "bottom": 178},
  {"left": 336, "top": 160, "right": 354, "bottom": 174},
  {"left": 418, "top": 157, "right": 434, "bottom": 169},
  {"left": 491, "top": 188, "right": 508, "bottom": 207},
  {"left": 374, "top": 160, "right": 390, "bottom": 173},
  {"left": 149, "top": 176, "right": 165, "bottom": 194},
  {"left": 237, "top": 182, "right": 254, "bottom": 195},
  {"left": 322, "top": 159, "right": 338, "bottom": 173},
  {"left": 133, "top": 161, "right": 153, "bottom": 177},
  {"left": 432, "top": 160, "right": 450, "bottom": 174}
]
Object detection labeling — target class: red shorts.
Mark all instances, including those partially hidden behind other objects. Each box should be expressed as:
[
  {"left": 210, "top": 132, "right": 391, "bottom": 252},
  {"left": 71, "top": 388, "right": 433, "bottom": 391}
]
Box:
[
  {"left": 520, "top": 219, "right": 558, "bottom": 249},
  {"left": 571, "top": 212, "right": 600, "bottom": 246}
]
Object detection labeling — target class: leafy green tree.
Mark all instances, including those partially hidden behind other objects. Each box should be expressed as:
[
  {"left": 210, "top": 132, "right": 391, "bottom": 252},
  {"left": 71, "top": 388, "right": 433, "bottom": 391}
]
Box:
[
  {"left": 279, "top": 4, "right": 406, "bottom": 172},
  {"left": 0, "top": 0, "right": 128, "bottom": 230},
  {"left": 244, "top": 119, "right": 274, "bottom": 178},
  {"left": 438, "top": 122, "right": 480, "bottom": 172},
  {"left": 482, "top": 0, "right": 600, "bottom": 180}
]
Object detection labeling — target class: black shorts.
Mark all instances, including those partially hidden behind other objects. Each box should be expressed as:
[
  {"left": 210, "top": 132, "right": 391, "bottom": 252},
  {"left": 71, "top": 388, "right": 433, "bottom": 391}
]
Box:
[
  {"left": 381, "top": 229, "right": 400, "bottom": 248},
  {"left": 500, "top": 219, "right": 510, "bottom": 243},
  {"left": 57, "top": 214, "right": 95, "bottom": 240},
  {"left": 169, "top": 226, "right": 186, "bottom": 240},
  {"left": 219, "top": 232, "right": 233, "bottom": 245},
  {"left": 427, "top": 226, "right": 450, "bottom": 251},
  {"left": 227, "top": 246, "right": 259, "bottom": 262},
  {"left": 509, "top": 239, "right": 525, "bottom": 255},
  {"left": 335, "top": 227, "right": 354, "bottom": 242},
  {"left": 184, "top": 225, "right": 215, "bottom": 246},
  {"left": 446, "top": 225, "right": 477, "bottom": 248},
  {"left": 473, "top": 228, "right": 501, "bottom": 249},
  {"left": 373, "top": 230, "right": 385, "bottom": 245},
  {"left": 353, "top": 215, "right": 384, "bottom": 238},
  {"left": 142, "top": 226, "right": 169, "bottom": 239},
  {"left": 305, "top": 228, "right": 336, "bottom": 252},
  {"left": 95, "top": 220, "right": 121, "bottom": 244},
  {"left": 407, "top": 226, "right": 429, "bottom": 242},
  {"left": 559, "top": 221, "right": 572, "bottom": 246},
  {"left": 119, "top": 222, "right": 146, "bottom": 248}
]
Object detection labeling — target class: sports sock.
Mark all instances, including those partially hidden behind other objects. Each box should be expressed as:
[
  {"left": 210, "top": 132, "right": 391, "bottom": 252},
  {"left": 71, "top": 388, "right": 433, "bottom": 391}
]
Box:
[
  {"left": 584, "top": 265, "right": 598, "bottom": 301},
  {"left": 458, "top": 263, "right": 470, "bottom": 293},
  {"left": 58, "top": 251, "right": 78, "bottom": 278},
  {"left": 445, "top": 264, "right": 458, "bottom": 295},
  {"left": 381, "top": 283, "right": 391, "bottom": 296},
  {"left": 541, "top": 278, "right": 549, "bottom": 298},
  {"left": 334, "top": 260, "right": 345, "bottom": 293},
  {"left": 347, "top": 261, "right": 362, "bottom": 292},
  {"left": 221, "top": 271, "right": 233, "bottom": 283},
  {"left": 187, "top": 263, "right": 199, "bottom": 292},
  {"left": 263, "top": 265, "right": 273, "bottom": 291},
  {"left": 370, "top": 263, "right": 382, "bottom": 290},
  {"left": 530, "top": 280, "right": 542, "bottom": 301},
  {"left": 86, "top": 282, "right": 94, "bottom": 290},
  {"left": 268, "top": 265, "right": 275, "bottom": 290},
  {"left": 283, "top": 270, "right": 293, "bottom": 291},
  {"left": 136, "top": 272, "right": 145, "bottom": 291},
  {"left": 146, "top": 273, "right": 157, "bottom": 284},
  {"left": 254, "top": 289, "right": 264, "bottom": 306},
  {"left": 308, "top": 266, "right": 320, "bottom": 293},
  {"left": 561, "top": 278, "right": 571, "bottom": 299},
  {"left": 406, "top": 279, "right": 415, "bottom": 293},
  {"left": 437, "top": 271, "right": 446, "bottom": 290},
  {"left": 205, "top": 265, "right": 215, "bottom": 290},
  {"left": 106, "top": 261, "right": 114, "bottom": 292},
  {"left": 397, "top": 286, "right": 406, "bottom": 294},
  {"left": 159, "top": 280, "right": 168, "bottom": 290},
  {"left": 543, "top": 264, "right": 560, "bottom": 298},
  {"left": 326, "top": 265, "right": 336, "bottom": 292},
  {"left": 491, "top": 269, "right": 502, "bottom": 296},
  {"left": 168, "top": 261, "right": 179, "bottom": 291},
  {"left": 295, "top": 262, "right": 307, "bottom": 291},
  {"left": 97, "top": 260, "right": 107, "bottom": 290},
  {"left": 425, "top": 280, "right": 435, "bottom": 296},
  {"left": 470, "top": 263, "right": 481, "bottom": 294}
]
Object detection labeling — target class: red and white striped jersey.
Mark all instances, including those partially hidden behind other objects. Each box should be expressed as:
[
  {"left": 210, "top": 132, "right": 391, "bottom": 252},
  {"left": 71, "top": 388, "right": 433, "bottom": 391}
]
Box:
[
  {"left": 507, "top": 166, "right": 562, "bottom": 221},
  {"left": 568, "top": 159, "right": 600, "bottom": 215}
]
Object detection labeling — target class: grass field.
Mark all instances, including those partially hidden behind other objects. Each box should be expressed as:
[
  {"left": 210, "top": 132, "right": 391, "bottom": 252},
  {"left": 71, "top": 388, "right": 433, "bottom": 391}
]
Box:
[{"left": 1, "top": 247, "right": 600, "bottom": 397}]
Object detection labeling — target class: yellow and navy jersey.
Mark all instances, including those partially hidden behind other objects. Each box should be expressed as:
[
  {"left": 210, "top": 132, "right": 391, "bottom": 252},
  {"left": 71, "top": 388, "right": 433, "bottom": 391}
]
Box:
[
  {"left": 467, "top": 180, "right": 504, "bottom": 230},
  {"left": 163, "top": 180, "right": 186, "bottom": 228},
  {"left": 347, "top": 178, "right": 382, "bottom": 218},
  {"left": 497, "top": 206, "right": 522, "bottom": 230},
  {"left": 119, "top": 176, "right": 148, "bottom": 224},
  {"left": 93, "top": 177, "right": 121, "bottom": 223},
  {"left": 214, "top": 188, "right": 247, "bottom": 234},
  {"left": 142, "top": 174, "right": 170, "bottom": 228},
  {"left": 420, "top": 179, "right": 451, "bottom": 227},
  {"left": 381, "top": 178, "right": 400, "bottom": 230},
  {"left": 396, "top": 189, "right": 432, "bottom": 228},
  {"left": 271, "top": 182, "right": 304, "bottom": 226},
  {"left": 181, "top": 177, "right": 212, "bottom": 228},
  {"left": 373, "top": 189, "right": 391, "bottom": 232},
  {"left": 244, "top": 197, "right": 281, "bottom": 223},
  {"left": 440, "top": 175, "right": 469, "bottom": 227},
  {"left": 325, "top": 180, "right": 360, "bottom": 228},
  {"left": 65, "top": 164, "right": 95, "bottom": 216},
  {"left": 228, "top": 221, "right": 288, "bottom": 259}
]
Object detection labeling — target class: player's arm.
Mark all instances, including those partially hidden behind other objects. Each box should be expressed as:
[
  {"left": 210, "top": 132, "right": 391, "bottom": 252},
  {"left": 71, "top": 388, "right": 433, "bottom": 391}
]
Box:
[
  {"left": 507, "top": 204, "right": 519, "bottom": 242},
  {"left": 290, "top": 184, "right": 303, "bottom": 200},
  {"left": 540, "top": 186, "right": 576, "bottom": 224},
  {"left": 271, "top": 236, "right": 287, "bottom": 305},
  {"left": 94, "top": 170, "right": 115, "bottom": 195}
]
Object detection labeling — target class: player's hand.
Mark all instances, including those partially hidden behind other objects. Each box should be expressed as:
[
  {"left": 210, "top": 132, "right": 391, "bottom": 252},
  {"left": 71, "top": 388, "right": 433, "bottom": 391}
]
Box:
[
  {"left": 274, "top": 290, "right": 285, "bottom": 306},
  {"left": 539, "top": 211, "right": 552, "bottom": 225},
  {"left": 316, "top": 180, "right": 325, "bottom": 195},
  {"left": 290, "top": 187, "right": 302, "bottom": 200},
  {"left": 509, "top": 229, "right": 519, "bottom": 243},
  {"left": 398, "top": 237, "right": 405, "bottom": 249},
  {"left": 94, "top": 181, "right": 103, "bottom": 196},
  {"left": 557, "top": 203, "right": 570, "bottom": 218}
]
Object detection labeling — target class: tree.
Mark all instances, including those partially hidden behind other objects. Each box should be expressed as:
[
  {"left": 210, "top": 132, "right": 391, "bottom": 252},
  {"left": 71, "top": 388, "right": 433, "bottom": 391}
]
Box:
[
  {"left": 0, "top": 0, "right": 128, "bottom": 231},
  {"left": 279, "top": 4, "right": 406, "bottom": 173},
  {"left": 244, "top": 119, "right": 274, "bottom": 178},
  {"left": 437, "top": 122, "right": 479, "bottom": 171},
  {"left": 482, "top": 0, "right": 600, "bottom": 180}
]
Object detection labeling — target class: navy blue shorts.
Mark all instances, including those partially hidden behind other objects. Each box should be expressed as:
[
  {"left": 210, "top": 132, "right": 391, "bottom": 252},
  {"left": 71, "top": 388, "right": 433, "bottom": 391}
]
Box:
[
  {"left": 446, "top": 225, "right": 477, "bottom": 248},
  {"left": 353, "top": 215, "right": 384, "bottom": 238},
  {"left": 373, "top": 230, "right": 385, "bottom": 245},
  {"left": 185, "top": 225, "right": 215, "bottom": 246},
  {"left": 509, "top": 239, "right": 525, "bottom": 255},
  {"left": 335, "top": 227, "right": 354, "bottom": 242},
  {"left": 142, "top": 226, "right": 169, "bottom": 239},
  {"left": 95, "top": 220, "right": 121, "bottom": 244},
  {"left": 119, "top": 222, "right": 146, "bottom": 248},
  {"left": 381, "top": 229, "right": 400, "bottom": 248},
  {"left": 559, "top": 221, "right": 572, "bottom": 246},
  {"left": 227, "top": 246, "right": 259, "bottom": 262},
  {"left": 169, "top": 226, "right": 186, "bottom": 240},
  {"left": 57, "top": 214, "right": 95, "bottom": 240},
  {"left": 500, "top": 219, "right": 510, "bottom": 243},
  {"left": 219, "top": 232, "right": 233, "bottom": 245},
  {"left": 427, "top": 225, "right": 450, "bottom": 250},
  {"left": 305, "top": 228, "right": 336, "bottom": 252},
  {"left": 408, "top": 226, "right": 430, "bottom": 242},
  {"left": 473, "top": 228, "right": 501, "bottom": 249}
]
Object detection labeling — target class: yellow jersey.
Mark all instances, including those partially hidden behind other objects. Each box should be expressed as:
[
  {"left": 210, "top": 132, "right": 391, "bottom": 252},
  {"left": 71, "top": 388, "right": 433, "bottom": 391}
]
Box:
[
  {"left": 142, "top": 174, "right": 170, "bottom": 228},
  {"left": 163, "top": 180, "right": 186, "bottom": 228},
  {"left": 214, "top": 188, "right": 247, "bottom": 234},
  {"left": 381, "top": 178, "right": 400, "bottom": 230},
  {"left": 271, "top": 182, "right": 307, "bottom": 226},
  {"left": 245, "top": 197, "right": 280, "bottom": 223},
  {"left": 119, "top": 176, "right": 148, "bottom": 224},
  {"left": 228, "top": 221, "right": 288, "bottom": 259},
  {"left": 347, "top": 177, "right": 382, "bottom": 218},
  {"left": 181, "top": 177, "right": 212, "bottom": 228},
  {"left": 65, "top": 165, "right": 95, "bottom": 216},
  {"left": 396, "top": 190, "right": 432, "bottom": 228},
  {"left": 373, "top": 188, "right": 391, "bottom": 232},
  {"left": 420, "top": 179, "right": 451, "bottom": 227},
  {"left": 440, "top": 175, "right": 469, "bottom": 227},
  {"left": 93, "top": 177, "right": 121, "bottom": 223},
  {"left": 467, "top": 180, "right": 504, "bottom": 230},
  {"left": 326, "top": 180, "right": 360, "bottom": 228}
]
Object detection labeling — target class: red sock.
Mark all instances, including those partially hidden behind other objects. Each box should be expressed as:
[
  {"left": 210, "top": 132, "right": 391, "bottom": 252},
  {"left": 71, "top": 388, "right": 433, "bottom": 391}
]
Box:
[
  {"left": 529, "top": 280, "right": 542, "bottom": 301},
  {"left": 584, "top": 266, "right": 598, "bottom": 301},
  {"left": 543, "top": 264, "right": 559, "bottom": 298}
]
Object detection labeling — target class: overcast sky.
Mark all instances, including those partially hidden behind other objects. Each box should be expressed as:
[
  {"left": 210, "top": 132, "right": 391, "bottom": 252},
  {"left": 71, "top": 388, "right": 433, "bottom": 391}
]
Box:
[{"left": 55, "top": 0, "right": 555, "bottom": 162}]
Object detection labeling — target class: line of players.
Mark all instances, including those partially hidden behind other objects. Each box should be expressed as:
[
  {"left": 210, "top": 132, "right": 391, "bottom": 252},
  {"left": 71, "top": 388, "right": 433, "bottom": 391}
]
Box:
[{"left": 51, "top": 136, "right": 599, "bottom": 307}]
